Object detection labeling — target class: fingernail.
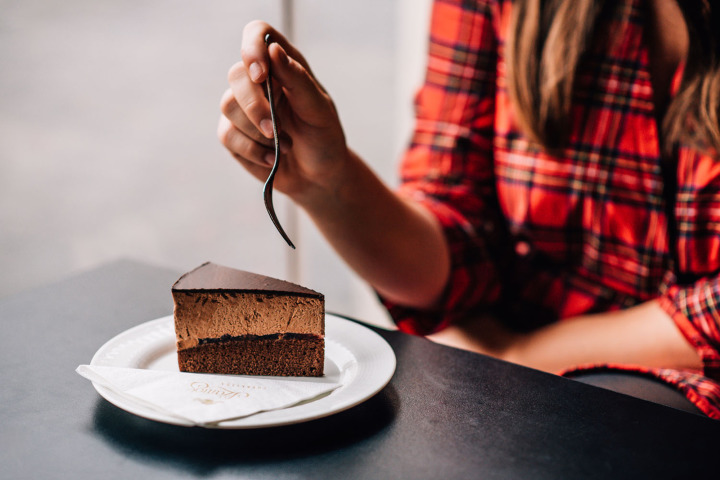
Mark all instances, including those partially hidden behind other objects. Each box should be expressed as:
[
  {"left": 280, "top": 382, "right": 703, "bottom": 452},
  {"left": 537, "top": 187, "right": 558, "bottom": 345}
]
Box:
[
  {"left": 260, "top": 119, "right": 274, "bottom": 138},
  {"left": 248, "top": 62, "right": 264, "bottom": 82},
  {"left": 264, "top": 152, "right": 276, "bottom": 165}
]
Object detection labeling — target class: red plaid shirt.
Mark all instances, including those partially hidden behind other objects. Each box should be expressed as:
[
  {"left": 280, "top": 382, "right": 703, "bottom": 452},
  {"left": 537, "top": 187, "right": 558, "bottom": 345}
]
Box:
[{"left": 386, "top": 0, "right": 720, "bottom": 418}]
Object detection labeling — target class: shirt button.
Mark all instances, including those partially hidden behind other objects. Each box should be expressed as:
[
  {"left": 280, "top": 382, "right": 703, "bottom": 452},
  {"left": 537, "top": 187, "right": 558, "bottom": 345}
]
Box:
[{"left": 515, "top": 240, "right": 531, "bottom": 257}]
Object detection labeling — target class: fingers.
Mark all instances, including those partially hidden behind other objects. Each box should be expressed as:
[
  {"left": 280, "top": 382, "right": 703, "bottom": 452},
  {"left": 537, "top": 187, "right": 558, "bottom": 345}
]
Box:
[
  {"left": 220, "top": 86, "right": 273, "bottom": 142},
  {"left": 233, "top": 21, "right": 332, "bottom": 134},
  {"left": 220, "top": 85, "right": 293, "bottom": 147},
  {"left": 223, "top": 19, "right": 340, "bottom": 182},
  {"left": 217, "top": 115, "right": 274, "bottom": 167},
  {"left": 268, "top": 43, "right": 335, "bottom": 127},
  {"left": 241, "top": 20, "right": 312, "bottom": 84},
  {"left": 226, "top": 61, "right": 275, "bottom": 139},
  {"left": 234, "top": 152, "right": 275, "bottom": 186}
]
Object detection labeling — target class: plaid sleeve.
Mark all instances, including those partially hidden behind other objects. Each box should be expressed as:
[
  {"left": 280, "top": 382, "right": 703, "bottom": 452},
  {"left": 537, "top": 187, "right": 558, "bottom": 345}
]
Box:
[
  {"left": 658, "top": 145, "right": 720, "bottom": 382},
  {"left": 660, "top": 279, "right": 720, "bottom": 381},
  {"left": 382, "top": 0, "right": 506, "bottom": 335}
]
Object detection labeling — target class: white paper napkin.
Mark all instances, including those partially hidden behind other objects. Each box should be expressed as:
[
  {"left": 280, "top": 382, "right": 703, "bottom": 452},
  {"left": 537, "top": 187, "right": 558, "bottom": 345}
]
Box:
[{"left": 76, "top": 365, "right": 342, "bottom": 426}]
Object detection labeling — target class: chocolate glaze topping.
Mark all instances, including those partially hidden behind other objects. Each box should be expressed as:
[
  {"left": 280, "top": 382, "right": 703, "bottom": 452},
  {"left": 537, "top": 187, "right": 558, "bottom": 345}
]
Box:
[{"left": 172, "top": 262, "right": 322, "bottom": 298}]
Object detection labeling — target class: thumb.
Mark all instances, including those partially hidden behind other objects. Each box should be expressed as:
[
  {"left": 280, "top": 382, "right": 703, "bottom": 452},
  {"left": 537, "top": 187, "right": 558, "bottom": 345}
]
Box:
[{"left": 269, "top": 42, "right": 335, "bottom": 127}]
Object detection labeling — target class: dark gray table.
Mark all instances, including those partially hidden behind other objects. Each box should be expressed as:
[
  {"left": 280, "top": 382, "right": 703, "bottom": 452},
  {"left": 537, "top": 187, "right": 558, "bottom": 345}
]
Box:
[{"left": 2, "top": 260, "right": 719, "bottom": 479}]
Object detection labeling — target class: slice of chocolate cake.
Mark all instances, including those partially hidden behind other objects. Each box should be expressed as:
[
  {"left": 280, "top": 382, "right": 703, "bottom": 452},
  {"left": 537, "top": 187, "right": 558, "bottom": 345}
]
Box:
[{"left": 172, "top": 262, "right": 324, "bottom": 376}]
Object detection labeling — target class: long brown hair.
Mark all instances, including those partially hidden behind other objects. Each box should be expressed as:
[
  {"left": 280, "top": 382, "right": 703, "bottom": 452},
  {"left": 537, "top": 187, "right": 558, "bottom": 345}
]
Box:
[{"left": 506, "top": 0, "right": 720, "bottom": 156}]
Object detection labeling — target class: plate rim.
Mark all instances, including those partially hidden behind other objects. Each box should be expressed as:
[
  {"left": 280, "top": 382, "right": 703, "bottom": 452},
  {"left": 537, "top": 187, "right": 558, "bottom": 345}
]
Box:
[{"left": 88, "top": 313, "right": 396, "bottom": 429}]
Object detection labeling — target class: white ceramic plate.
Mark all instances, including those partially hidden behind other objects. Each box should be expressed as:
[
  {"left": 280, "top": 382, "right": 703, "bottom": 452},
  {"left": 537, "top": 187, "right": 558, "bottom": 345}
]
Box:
[{"left": 89, "top": 314, "right": 396, "bottom": 428}]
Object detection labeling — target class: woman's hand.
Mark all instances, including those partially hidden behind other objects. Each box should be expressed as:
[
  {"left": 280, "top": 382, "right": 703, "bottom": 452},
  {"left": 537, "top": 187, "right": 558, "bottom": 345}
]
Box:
[{"left": 217, "top": 21, "right": 349, "bottom": 206}]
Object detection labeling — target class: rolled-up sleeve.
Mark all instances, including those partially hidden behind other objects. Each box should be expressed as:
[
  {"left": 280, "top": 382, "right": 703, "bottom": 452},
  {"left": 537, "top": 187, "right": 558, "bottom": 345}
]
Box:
[
  {"left": 660, "top": 278, "right": 720, "bottom": 381},
  {"left": 381, "top": 0, "right": 506, "bottom": 335},
  {"left": 658, "top": 144, "right": 720, "bottom": 381}
]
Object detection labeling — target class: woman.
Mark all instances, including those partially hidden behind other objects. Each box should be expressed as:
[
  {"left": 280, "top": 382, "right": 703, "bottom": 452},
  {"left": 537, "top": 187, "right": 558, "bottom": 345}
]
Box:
[{"left": 218, "top": 0, "right": 720, "bottom": 417}]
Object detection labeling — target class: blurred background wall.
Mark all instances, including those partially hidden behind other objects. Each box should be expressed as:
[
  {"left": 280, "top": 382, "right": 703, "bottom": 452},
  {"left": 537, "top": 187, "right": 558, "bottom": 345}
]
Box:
[{"left": 0, "top": 0, "right": 432, "bottom": 328}]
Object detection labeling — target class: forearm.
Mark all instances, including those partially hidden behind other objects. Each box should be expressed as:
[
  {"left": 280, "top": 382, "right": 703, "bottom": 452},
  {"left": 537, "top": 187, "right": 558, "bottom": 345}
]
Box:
[
  {"left": 295, "top": 149, "right": 450, "bottom": 310},
  {"left": 428, "top": 299, "right": 703, "bottom": 373},
  {"left": 507, "top": 300, "right": 703, "bottom": 373}
]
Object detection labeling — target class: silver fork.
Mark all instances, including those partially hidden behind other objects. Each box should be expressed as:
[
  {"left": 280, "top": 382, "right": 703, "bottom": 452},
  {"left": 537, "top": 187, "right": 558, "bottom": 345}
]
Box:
[{"left": 262, "top": 34, "right": 295, "bottom": 249}]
